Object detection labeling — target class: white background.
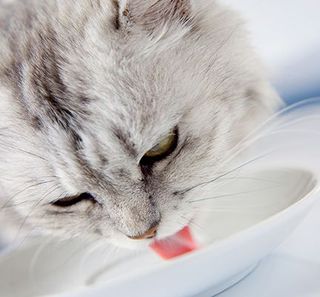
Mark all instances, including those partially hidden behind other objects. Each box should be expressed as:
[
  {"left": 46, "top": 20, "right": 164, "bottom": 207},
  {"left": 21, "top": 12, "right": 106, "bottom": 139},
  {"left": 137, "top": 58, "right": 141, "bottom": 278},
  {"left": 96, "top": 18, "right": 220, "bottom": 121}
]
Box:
[{"left": 223, "top": 0, "right": 320, "bottom": 102}]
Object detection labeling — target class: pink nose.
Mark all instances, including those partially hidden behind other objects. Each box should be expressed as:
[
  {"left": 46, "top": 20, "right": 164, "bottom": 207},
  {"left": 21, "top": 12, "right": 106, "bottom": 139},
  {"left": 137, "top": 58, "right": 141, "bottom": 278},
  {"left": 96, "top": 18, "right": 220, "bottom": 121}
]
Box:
[{"left": 129, "top": 225, "right": 158, "bottom": 240}]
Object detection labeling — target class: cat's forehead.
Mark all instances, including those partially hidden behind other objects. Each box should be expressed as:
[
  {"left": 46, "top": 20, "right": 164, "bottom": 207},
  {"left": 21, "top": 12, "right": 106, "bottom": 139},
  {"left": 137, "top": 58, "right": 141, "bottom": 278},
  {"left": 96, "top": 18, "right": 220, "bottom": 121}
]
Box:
[
  {"left": 70, "top": 31, "right": 233, "bottom": 153},
  {"left": 74, "top": 36, "right": 212, "bottom": 118},
  {"left": 78, "top": 44, "right": 197, "bottom": 139},
  {"left": 84, "top": 70, "right": 185, "bottom": 156}
]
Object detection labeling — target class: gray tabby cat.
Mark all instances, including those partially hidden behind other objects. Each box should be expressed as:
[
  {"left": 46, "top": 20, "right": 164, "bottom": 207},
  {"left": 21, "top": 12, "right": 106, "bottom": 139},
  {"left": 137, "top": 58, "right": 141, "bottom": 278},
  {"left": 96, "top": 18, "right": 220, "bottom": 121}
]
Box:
[{"left": 0, "top": 0, "right": 280, "bottom": 248}]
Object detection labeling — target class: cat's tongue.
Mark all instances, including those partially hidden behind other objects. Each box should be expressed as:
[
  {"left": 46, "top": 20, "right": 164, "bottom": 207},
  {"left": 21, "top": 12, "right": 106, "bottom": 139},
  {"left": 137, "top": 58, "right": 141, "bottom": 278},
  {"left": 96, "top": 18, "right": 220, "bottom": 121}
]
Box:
[{"left": 150, "top": 226, "right": 197, "bottom": 260}]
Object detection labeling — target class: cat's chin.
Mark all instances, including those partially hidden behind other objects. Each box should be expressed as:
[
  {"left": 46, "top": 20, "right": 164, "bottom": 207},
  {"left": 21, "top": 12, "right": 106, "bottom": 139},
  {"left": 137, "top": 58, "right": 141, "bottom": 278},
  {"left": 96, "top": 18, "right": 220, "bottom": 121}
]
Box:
[{"left": 107, "top": 234, "right": 153, "bottom": 250}]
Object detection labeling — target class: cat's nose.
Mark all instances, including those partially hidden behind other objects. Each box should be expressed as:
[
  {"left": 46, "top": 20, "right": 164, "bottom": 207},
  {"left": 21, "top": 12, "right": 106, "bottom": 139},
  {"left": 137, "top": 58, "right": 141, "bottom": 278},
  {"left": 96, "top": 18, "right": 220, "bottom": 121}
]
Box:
[{"left": 129, "top": 224, "right": 158, "bottom": 240}]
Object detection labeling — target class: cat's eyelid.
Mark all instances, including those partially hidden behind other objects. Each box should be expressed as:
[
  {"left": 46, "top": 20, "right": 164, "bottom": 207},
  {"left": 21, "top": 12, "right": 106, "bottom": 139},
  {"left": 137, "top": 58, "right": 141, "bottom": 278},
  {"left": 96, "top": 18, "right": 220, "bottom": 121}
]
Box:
[
  {"left": 151, "top": 127, "right": 178, "bottom": 150},
  {"left": 51, "top": 192, "right": 96, "bottom": 207},
  {"left": 140, "top": 128, "right": 179, "bottom": 165}
]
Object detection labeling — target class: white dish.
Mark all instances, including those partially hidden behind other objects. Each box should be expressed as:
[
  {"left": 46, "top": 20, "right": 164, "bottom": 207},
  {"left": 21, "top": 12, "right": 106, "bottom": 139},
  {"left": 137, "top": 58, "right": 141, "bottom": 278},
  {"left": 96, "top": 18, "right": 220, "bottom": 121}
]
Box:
[{"left": 0, "top": 167, "right": 318, "bottom": 297}]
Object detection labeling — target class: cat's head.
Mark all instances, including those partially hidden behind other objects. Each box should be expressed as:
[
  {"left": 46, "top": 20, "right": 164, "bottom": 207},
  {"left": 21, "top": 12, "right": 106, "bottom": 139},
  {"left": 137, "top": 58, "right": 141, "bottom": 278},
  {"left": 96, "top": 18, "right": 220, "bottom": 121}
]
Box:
[{"left": 0, "top": 0, "right": 280, "bottom": 248}]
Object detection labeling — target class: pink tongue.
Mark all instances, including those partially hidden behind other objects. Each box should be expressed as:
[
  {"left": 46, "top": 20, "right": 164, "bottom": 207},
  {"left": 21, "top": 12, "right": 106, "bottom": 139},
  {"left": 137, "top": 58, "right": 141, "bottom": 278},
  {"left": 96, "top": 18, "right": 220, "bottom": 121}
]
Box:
[{"left": 150, "top": 226, "right": 198, "bottom": 260}]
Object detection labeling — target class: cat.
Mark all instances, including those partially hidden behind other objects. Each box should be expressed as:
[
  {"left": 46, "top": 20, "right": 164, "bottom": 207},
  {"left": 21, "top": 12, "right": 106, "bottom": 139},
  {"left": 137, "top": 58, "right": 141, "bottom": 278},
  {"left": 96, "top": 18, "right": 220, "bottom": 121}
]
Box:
[{"left": 0, "top": 0, "right": 281, "bottom": 248}]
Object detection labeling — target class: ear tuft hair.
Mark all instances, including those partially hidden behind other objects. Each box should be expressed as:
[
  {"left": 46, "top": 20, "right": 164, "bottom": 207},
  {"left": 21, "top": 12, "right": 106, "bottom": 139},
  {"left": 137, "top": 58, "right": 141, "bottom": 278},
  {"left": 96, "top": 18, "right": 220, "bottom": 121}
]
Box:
[{"left": 118, "top": 0, "right": 192, "bottom": 32}]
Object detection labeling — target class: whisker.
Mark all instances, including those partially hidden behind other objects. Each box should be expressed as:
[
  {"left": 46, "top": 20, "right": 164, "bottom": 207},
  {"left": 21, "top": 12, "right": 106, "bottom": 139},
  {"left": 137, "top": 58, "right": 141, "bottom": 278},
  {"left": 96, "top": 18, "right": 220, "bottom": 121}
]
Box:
[
  {"left": 86, "top": 247, "right": 134, "bottom": 286},
  {"left": 273, "top": 114, "right": 320, "bottom": 130},
  {"left": 218, "top": 176, "right": 282, "bottom": 185},
  {"left": 202, "top": 98, "right": 320, "bottom": 178},
  {"left": 14, "top": 185, "right": 61, "bottom": 241},
  {"left": 258, "top": 128, "right": 320, "bottom": 138},
  {"left": 0, "top": 199, "right": 40, "bottom": 209},
  {"left": 187, "top": 219, "right": 206, "bottom": 233},
  {"left": 0, "top": 142, "right": 48, "bottom": 161},
  {"left": 176, "top": 151, "right": 273, "bottom": 195},
  {"left": 234, "top": 97, "right": 320, "bottom": 146},
  {"left": 189, "top": 184, "right": 283, "bottom": 203},
  {"left": 177, "top": 101, "right": 320, "bottom": 197},
  {"left": 29, "top": 237, "right": 54, "bottom": 289},
  {"left": 0, "top": 180, "right": 57, "bottom": 211}
]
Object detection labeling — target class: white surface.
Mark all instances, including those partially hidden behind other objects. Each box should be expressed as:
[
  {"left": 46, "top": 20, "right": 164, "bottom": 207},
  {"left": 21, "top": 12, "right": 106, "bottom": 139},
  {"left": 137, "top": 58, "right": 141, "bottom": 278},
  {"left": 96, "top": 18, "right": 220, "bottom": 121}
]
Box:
[
  {"left": 223, "top": 0, "right": 320, "bottom": 99},
  {"left": 217, "top": 201, "right": 320, "bottom": 297},
  {"left": 0, "top": 167, "right": 318, "bottom": 297}
]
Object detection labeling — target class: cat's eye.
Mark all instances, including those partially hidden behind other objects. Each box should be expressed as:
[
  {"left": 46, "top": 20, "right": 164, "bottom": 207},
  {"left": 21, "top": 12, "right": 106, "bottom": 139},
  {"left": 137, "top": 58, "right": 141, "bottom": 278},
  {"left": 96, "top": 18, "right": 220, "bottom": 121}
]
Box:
[
  {"left": 52, "top": 192, "right": 96, "bottom": 207},
  {"left": 140, "top": 129, "right": 178, "bottom": 164}
]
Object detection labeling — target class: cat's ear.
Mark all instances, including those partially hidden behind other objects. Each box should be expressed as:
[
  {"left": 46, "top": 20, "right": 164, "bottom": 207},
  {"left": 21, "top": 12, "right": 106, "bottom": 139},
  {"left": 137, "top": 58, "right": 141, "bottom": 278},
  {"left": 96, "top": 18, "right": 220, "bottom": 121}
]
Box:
[
  {"left": 250, "top": 82, "right": 283, "bottom": 113},
  {"left": 116, "top": 0, "right": 192, "bottom": 32}
]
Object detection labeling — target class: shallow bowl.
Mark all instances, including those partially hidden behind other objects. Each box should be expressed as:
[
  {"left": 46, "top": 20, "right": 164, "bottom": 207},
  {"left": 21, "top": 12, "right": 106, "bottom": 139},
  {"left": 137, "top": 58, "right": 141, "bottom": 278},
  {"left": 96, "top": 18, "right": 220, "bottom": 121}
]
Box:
[{"left": 0, "top": 167, "right": 318, "bottom": 297}]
